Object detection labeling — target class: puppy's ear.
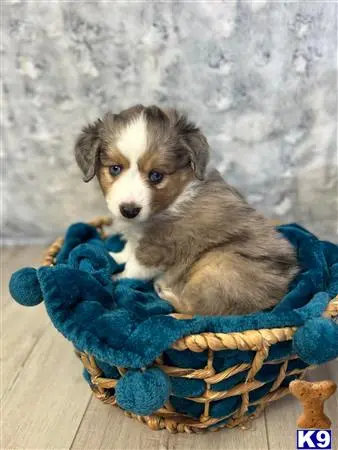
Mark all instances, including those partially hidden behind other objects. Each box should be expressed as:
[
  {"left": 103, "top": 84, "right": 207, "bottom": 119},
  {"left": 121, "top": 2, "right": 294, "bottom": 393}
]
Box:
[
  {"left": 183, "top": 130, "right": 209, "bottom": 180},
  {"left": 74, "top": 119, "right": 102, "bottom": 182},
  {"left": 175, "top": 114, "right": 209, "bottom": 181}
]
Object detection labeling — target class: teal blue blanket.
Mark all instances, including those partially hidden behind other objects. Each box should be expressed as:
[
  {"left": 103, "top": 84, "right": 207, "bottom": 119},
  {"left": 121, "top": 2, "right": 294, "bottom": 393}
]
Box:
[{"left": 9, "top": 223, "right": 338, "bottom": 420}]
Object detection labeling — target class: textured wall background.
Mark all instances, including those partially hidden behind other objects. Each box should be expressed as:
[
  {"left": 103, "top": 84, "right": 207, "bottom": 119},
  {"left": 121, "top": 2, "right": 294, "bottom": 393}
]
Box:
[{"left": 2, "top": 1, "right": 337, "bottom": 243}]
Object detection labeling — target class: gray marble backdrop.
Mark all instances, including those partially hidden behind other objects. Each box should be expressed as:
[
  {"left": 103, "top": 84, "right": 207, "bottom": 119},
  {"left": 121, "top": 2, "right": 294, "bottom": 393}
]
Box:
[{"left": 2, "top": 1, "right": 337, "bottom": 243}]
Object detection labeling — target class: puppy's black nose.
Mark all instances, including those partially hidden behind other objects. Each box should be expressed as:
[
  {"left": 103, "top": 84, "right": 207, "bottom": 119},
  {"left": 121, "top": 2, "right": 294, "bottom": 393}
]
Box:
[{"left": 119, "top": 203, "right": 142, "bottom": 219}]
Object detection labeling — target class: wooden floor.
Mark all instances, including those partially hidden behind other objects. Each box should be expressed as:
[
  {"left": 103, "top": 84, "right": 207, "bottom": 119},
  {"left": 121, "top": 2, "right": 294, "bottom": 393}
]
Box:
[{"left": 1, "top": 245, "right": 337, "bottom": 450}]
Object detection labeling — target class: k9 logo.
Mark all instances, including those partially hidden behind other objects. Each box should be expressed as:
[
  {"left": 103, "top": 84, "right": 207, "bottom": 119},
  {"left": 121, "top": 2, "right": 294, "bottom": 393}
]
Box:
[{"left": 297, "top": 430, "right": 332, "bottom": 449}]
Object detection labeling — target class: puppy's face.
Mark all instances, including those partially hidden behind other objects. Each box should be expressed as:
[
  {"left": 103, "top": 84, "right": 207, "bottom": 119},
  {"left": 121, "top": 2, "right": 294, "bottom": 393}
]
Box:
[{"left": 75, "top": 105, "right": 209, "bottom": 222}]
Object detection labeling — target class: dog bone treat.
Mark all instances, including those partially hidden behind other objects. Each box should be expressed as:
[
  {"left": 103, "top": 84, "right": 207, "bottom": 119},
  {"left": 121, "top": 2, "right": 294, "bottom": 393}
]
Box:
[{"left": 289, "top": 379, "right": 337, "bottom": 429}]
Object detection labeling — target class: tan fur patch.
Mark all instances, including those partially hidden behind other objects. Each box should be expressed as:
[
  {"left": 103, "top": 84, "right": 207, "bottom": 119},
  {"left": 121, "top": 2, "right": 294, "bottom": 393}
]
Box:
[
  {"left": 138, "top": 149, "right": 194, "bottom": 214},
  {"left": 97, "top": 148, "right": 130, "bottom": 195},
  {"left": 150, "top": 168, "right": 194, "bottom": 213}
]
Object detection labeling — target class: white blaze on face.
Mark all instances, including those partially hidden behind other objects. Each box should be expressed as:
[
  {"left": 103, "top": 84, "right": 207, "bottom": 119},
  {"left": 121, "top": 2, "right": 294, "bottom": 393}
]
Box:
[{"left": 105, "top": 113, "right": 152, "bottom": 222}]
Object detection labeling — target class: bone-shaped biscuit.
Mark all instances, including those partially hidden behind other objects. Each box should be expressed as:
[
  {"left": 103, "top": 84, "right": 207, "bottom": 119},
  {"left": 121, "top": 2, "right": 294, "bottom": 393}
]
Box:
[{"left": 289, "top": 379, "right": 337, "bottom": 429}]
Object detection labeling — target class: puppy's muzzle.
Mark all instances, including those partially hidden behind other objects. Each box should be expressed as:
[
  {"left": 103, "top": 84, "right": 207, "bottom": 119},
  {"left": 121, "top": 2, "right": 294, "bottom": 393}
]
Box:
[{"left": 119, "top": 203, "right": 142, "bottom": 219}]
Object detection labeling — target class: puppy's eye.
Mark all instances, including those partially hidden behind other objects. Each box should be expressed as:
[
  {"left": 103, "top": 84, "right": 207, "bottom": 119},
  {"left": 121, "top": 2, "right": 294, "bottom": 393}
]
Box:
[
  {"left": 148, "top": 170, "right": 164, "bottom": 184},
  {"left": 109, "top": 165, "right": 123, "bottom": 176}
]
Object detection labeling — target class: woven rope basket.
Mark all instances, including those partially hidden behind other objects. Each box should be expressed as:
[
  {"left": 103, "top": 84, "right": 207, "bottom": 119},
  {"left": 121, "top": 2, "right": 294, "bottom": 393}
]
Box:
[{"left": 42, "top": 217, "right": 338, "bottom": 434}]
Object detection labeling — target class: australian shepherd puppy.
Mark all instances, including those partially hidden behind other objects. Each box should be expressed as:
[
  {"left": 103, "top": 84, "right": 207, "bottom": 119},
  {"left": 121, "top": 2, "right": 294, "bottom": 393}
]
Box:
[{"left": 75, "top": 105, "right": 298, "bottom": 315}]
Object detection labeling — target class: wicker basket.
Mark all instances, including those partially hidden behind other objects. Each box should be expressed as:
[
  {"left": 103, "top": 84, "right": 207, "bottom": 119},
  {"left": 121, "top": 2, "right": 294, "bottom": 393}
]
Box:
[{"left": 42, "top": 217, "right": 338, "bottom": 434}]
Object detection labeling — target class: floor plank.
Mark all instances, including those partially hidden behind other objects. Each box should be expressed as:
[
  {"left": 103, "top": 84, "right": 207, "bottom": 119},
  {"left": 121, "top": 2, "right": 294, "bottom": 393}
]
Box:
[
  {"left": 264, "top": 394, "right": 301, "bottom": 450},
  {"left": 71, "top": 397, "right": 170, "bottom": 450},
  {"left": 2, "top": 246, "right": 92, "bottom": 449},
  {"left": 1, "top": 246, "right": 27, "bottom": 306},
  {"left": 167, "top": 414, "right": 269, "bottom": 450},
  {"left": 1, "top": 302, "right": 50, "bottom": 402},
  {"left": 1, "top": 245, "right": 50, "bottom": 400},
  {"left": 1, "top": 246, "right": 24, "bottom": 280},
  {"left": 306, "top": 360, "right": 338, "bottom": 440},
  {"left": 264, "top": 362, "right": 338, "bottom": 450},
  {"left": 2, "top": 326, "right": 92, "bottom": 449},
  {"left": 71, "top": 395, "right": 269, "bottom": 450}
]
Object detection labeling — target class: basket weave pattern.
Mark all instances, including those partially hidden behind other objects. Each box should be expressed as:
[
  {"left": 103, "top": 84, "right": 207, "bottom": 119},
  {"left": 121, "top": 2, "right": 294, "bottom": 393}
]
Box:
[{"left": 42, "top": 217, "right": 338, "bottom": 433}]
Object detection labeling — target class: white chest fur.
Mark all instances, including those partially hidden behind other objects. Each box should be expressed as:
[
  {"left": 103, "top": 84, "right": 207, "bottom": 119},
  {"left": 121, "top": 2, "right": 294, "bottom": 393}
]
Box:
[{"left": 109, "top": 222, "right": 161, "bottom": 280}]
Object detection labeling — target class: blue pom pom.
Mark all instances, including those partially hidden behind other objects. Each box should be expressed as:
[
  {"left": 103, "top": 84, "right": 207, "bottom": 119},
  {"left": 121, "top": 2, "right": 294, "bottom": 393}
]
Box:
[
  {"left": 9, "top": 268, "right": 43, "bottom": 306},
  {"left": 293, "top": 317, "right": 338, "bottom": 365},
  {"left": 116, "top": 368, "right": 171, "bottom": 415}
]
